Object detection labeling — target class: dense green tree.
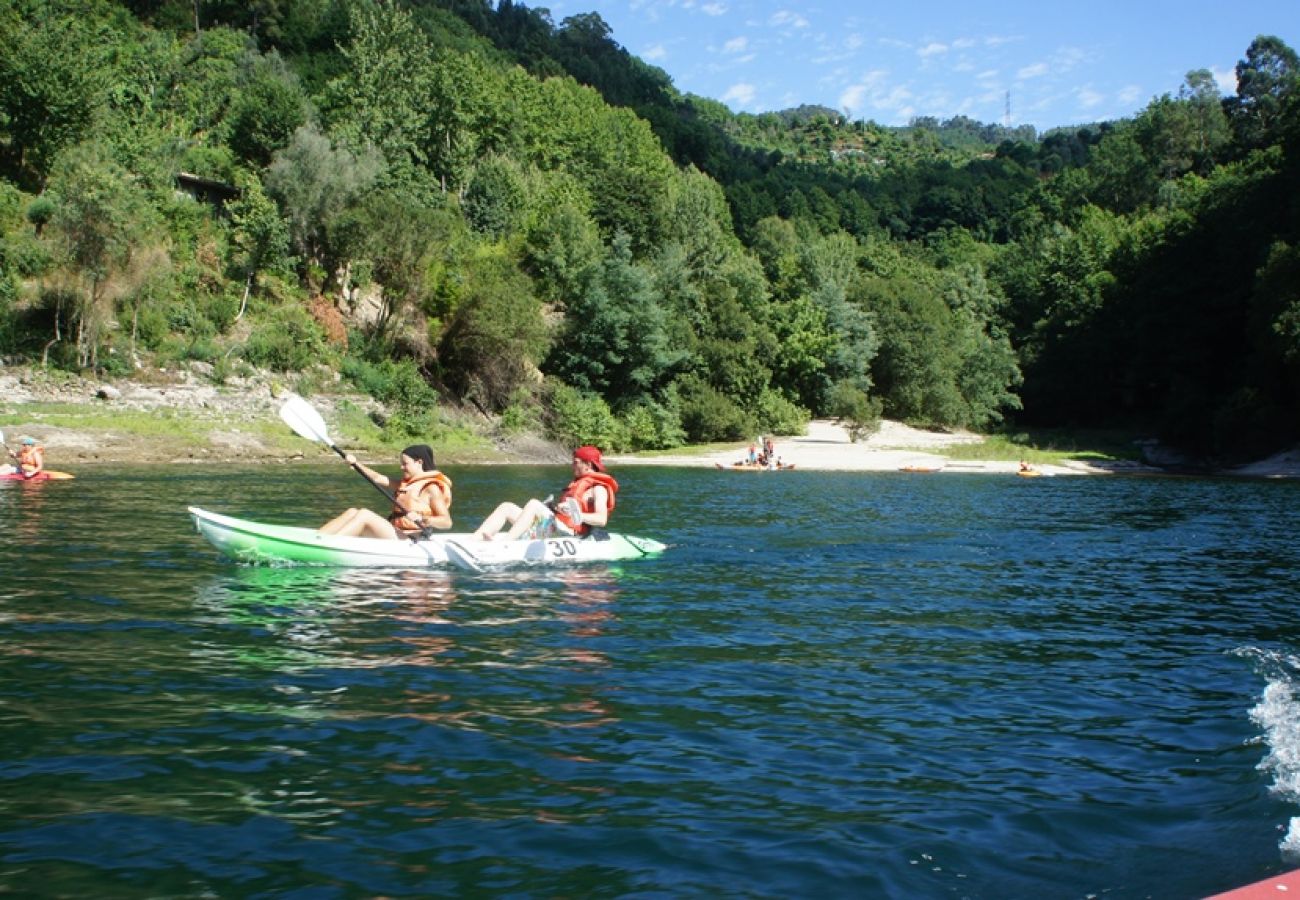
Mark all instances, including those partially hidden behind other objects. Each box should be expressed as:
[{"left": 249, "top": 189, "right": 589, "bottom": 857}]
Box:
[
  {"left": 437, "top": 249, "right": 550, "bottom": 412},
  {"left": 0, "top": 0, "right": 118, "bottom": 189},
  {"left": 545, "top": 233, "right": 683, "bottom": 406},
  {"left": 1227, "top": 35, "right": 1299, "bottom": 151},
  {"left": 263, "top": 124, "right": 383, "bottom": 282},
  {"left": 227, "top": 50, "right": 309, "bottom": 167},
  {"left": 45, "top": 142, "right": 154, "bottom": 368},
  {"left": 226, "top": 172, "right": 293, "bottom": 319}
]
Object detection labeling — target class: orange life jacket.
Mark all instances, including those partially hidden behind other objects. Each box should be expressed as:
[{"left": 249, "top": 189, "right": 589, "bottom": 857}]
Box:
[
  {"left": 17, "top": 444, "right": 43, "bottom": 476},
  {"left": 555, "top": 472, "right": 618, "bottom": 536},
  {"left": 389, "top": 470, "right": 452, "bottom": 532}
]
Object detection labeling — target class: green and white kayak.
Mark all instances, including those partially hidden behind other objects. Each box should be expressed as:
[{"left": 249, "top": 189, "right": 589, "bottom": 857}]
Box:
[{"left": 188, "top": 506, "right": 667, "bottom": 569}]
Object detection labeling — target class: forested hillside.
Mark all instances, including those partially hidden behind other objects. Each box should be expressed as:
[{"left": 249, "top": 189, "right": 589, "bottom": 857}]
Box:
[{"left": 2, "top": 0, "right": 1298, "bottom": 459}]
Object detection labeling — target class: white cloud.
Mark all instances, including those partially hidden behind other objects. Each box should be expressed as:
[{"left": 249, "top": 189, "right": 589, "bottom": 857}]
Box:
[
  {"left": 644, "top": 43, "right": 667, "bottom": 61},
  {"left": 845, "top": 33, "right": 864, "bottom": 51},
  {"left": 840, "top": 84, "right": 867, "bottom": 111},
  {"left": 1117, "top": 85, "right": 1141, "bottom": 106},
  {"left": 1054, "top": 46, "right": 1087, "bottom": 70},
  {"left": 722, "top": 82, "right": 757, "bottom": 106},
  {"left": 952, "top": 37, "right": 976, "bottom": 50},
  {"left": 701, "top": 2, "right": 727, "bottom": 15},
  {"left": 1077, "top": 87, "right": 1104, "bottom": 108},
  {"left": 770, "top": 10, "right": 810, "bottom": 29},
  {"left": 1017, "top": 62, "right": 1049, "bottom": 80},
  {"left": 723, "top": 36, "right": 748, "bottom": 54},
  {"left": 918, "top": 42, "right": 948, "bottom": 59},
  {"left": 1211, "top": 65, "right": 1237, "bottom": 94}
]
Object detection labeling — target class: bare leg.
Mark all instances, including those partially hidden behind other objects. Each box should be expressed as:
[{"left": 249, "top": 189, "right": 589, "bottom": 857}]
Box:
[
  {"left": 321, "top": 507, "right": 364, "bottom": 534},
  {"left": 325, "top": 508, "right": 400, "bottom": 539},
  {"left": 503, "top": 498, "right": 553, "bottom": 540},
  {"left": 473, "top": 501, "right": 525, "bottom": 541}
]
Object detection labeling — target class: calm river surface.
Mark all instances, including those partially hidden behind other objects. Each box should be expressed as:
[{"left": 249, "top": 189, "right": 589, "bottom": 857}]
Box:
[{"left": 2, "top": 463, "right": 1299, "bottom": 898}]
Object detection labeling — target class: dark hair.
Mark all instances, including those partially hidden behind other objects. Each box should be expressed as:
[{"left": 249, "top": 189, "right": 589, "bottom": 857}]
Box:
[{"left": 401, "top": 444, "right": 435, "bottom": 471}]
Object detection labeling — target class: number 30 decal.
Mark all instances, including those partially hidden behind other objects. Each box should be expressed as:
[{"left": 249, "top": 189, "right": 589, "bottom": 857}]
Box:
[{"left": 548, "top": 539, "right": 578, "bottom": 558}]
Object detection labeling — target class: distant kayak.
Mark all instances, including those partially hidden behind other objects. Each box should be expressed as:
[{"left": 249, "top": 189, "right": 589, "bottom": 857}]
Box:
[
  {"left": 189, "top": 506, "right": 667, "bottom": 568},
  {"left": 0, "top": 470, "right": 74, "bottom": 482},
  {"left": 899, "top": 465, "right": 943, "bottom": 473}
]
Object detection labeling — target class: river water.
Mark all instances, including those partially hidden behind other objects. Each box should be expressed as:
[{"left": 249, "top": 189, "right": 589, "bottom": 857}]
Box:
[{"left": 1, "top": 463, "right": 1298, "bottom": 898}]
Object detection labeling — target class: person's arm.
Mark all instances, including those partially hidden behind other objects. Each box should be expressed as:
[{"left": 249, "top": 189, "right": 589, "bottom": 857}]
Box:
[
  {"left": 344, "top": 454, "right": 392, "bottom": 489},
  {"left": 576, "top": 486, "right": 610, "bottom": 529},
  {"left": 418, "top": 483, "right": 452, "bottom": 530}
]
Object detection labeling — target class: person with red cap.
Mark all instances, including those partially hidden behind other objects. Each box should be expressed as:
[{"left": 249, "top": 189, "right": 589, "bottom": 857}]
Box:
[{"left": 472, "top": 445, "right": 618, "bottom": 541}]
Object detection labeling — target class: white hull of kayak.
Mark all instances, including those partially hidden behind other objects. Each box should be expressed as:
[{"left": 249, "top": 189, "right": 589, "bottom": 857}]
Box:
[{"left": 188, "top": 507, "right": 666, "bottom": 568}]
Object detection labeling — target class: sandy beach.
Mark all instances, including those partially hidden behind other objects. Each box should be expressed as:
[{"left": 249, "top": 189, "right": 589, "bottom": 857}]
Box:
[
  {"left": 608, "top": 419, "right": 1119, "bottom": 476},
  {"left": 609, "top": 419, "right": 1300, "bottom": 479}
]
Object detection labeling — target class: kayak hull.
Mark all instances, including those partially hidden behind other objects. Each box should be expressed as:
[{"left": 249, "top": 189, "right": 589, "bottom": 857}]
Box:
[
  {"left": 0, "top": 470, "right": 75, "bottom": 482},
  {"left": 188, "top": 507, "right": 666, "bottom": 568}
]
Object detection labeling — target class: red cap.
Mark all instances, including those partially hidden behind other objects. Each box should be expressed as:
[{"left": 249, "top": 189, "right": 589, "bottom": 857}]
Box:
[{"left": 573, "top": 445, "right": 605, "bottom": 471}]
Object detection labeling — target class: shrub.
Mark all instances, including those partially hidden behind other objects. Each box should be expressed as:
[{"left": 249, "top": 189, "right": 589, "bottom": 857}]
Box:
[
  {"left": 828, "top": 381, "right": 883, "bottom": 442},
  {"left": 619, "top": 399, "right": 686, "bottom": 450},
  {"left": 545, "top": 380, "right": 625, "bottom": 449},
  {"left": 242, "top": 303, "right": 333, "bottom": 372},
  {"left": 676, "top": 375, "right": 755, "bottom": 442},
  {"left": 756, "top": 390, "right": 810, "bottom": 436},
  {"left": 341, "top": 355, "right": 439, "bottom": 410}
]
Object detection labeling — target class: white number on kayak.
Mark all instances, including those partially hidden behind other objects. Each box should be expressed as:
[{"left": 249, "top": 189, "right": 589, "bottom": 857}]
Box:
[{"left": 548, "top": 539, "right": 578, "bottom": 558}]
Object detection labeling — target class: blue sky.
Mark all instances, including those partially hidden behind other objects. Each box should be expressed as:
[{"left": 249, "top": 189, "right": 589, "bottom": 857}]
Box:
[{"left": 542, "top": 0, "right": 1300, "bottom": 131}]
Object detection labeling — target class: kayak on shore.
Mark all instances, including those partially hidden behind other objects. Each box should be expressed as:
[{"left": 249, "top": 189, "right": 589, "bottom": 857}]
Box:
[
  {"left": 188, "top": 506, "right": 667, "bottom": 569},
  {"left": 715, "top": 462, "right": 796, "bottom": 472},
  {"left": 0, "top": 470, "right": 75, "bottom": 482}
]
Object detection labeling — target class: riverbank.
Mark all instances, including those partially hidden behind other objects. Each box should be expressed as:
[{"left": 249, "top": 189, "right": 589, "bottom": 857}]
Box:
[
  {"left": 3, "top": 364, "right": 1298, "bottom": 477},
  {"left": 607, "top": 420, "right": 1154, "bottom": 476}
]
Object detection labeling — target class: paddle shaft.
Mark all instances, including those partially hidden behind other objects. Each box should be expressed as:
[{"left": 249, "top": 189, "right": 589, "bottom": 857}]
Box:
[{"left": 323, "top": 441, "right": 398, "bottom": 505}]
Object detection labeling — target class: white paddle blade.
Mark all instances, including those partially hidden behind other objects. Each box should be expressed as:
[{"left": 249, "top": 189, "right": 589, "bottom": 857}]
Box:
[{"left": 279, "top": 394, "right": 333, "bottom": 445}]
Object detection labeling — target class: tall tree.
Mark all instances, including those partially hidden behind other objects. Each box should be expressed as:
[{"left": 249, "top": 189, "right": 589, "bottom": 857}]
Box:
[
  {"left": 1227, "top": 35, "right": 1299, "bottom": 151},
  {"left": 0, "top": 1, "right": 116, "bottom": 189}
]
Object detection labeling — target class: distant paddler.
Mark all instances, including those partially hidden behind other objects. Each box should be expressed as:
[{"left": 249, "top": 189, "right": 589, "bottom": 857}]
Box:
[{"left": 0, "top": 433, "right": 45, "bottom": 479}]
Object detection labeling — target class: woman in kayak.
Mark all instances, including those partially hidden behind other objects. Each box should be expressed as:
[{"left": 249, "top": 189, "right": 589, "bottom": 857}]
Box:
[
  {"left": 0, "top": 436, "right": 44, "bottom": 479},
  {"left": 472, "top": 445, "right": 617, "bottom": 541},
  {"left": 320, "top": 444, "right": 452, "bottom": 539}
]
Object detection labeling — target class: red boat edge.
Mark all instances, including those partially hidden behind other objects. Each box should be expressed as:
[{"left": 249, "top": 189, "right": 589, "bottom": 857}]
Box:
[{"left": 1206, "top": 868, "right": 1300, "bottom": 898}]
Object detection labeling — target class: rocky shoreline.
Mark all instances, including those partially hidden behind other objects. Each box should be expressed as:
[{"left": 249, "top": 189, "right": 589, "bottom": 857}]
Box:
[{"left": 3, "top": 364, "right": 1298, "bottom": 477}]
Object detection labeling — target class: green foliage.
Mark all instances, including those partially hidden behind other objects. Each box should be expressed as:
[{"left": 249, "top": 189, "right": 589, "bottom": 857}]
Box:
[
  {"left": 241, "top": 302, "right": 333, "bottom": 371},
  {"left": 263, "top": 124, "right": 383, "bottom": 277},
  {"left": 463, "top": 154, "right": 526, "bottom": 238},
  {"left": 675, "top": 374, "right": 755, "bottom": 442},
  {"left": 341, "top": 355, "right": 439, "bottom": 410},
  {"left": 827, "top": 381, "right": 883, "bottom": 442},
  {"left": 227, "top": 51, "right": 308, "bottom": 167},
  {"left": 437, "top": 250, "right": 551, "bottom": 411},
  {"left": 545, "top": 233, "right": 684, "bottom": 406},
  {"left": 0, "top": 0, "right": 118, "bottom": 189},
  {"left": 618, "top": 398, "right": 686, "bottom": 450},
  {"left": 755, "top": 389, "right": 811, "bottom": 436},
  {"left": 0, "top": 6, "right": 1296, "bottom": 460},
  {"left": 543, "top": 379, "right": 625, "bottom": 449}
]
